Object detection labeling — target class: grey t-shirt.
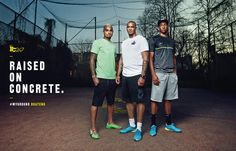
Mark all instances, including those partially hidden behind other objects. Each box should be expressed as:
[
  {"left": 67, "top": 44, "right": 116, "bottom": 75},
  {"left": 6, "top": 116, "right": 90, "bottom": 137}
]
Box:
[{"left": 149, "top": 35, "right": 176, "bottom": 73}]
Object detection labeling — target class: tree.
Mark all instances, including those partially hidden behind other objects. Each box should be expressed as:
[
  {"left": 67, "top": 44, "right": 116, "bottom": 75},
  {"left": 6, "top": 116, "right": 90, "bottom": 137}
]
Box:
[
  {"left": 44, "top": 18, "right": 56, "bottom": 46},
  {"left": 192, "top": 0, "right": 235, "bottom": 66},
  {"left": 72, "top": 39, "right": 93, "bottom": 53},
  {"left": 138, "top": 0, "right": 184, "bottom": 39},
  {"left": 16, "top": 0, "right": 29, "bottom": 32}
]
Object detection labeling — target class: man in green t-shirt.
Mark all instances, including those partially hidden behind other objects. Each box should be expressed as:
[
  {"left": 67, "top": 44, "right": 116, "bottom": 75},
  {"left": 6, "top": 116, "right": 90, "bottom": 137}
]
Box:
[{"left": 89, "top": 24, "right": 121, "bottom": 140}]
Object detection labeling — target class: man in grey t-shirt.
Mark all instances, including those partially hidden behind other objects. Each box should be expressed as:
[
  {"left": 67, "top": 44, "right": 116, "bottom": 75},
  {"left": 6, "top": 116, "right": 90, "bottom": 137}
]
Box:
[{"left": 149, "top": 19, "right": 182, "bottom": 137}]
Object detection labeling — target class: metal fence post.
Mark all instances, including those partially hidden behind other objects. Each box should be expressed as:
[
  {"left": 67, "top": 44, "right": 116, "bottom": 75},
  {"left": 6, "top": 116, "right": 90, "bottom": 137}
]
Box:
[
  {"left": 33, "top": 0, "right": 38, "bottom": 36},
  {"left": 13, "top": 12, "right": 17, "bottom": 40},
  {"left": 230, "top": 23, "right": 235, "bottom": 53}
]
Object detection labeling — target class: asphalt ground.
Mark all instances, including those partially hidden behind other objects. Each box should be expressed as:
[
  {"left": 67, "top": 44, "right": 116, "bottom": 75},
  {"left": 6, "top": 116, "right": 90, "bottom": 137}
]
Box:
[{"left": 0, "top": 88, "right": 235, "bottom": 151}]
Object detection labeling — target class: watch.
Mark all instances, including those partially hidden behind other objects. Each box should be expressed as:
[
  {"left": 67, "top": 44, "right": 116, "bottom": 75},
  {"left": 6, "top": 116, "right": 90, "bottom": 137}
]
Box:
[{"left": 140, "top": 75, "right": 146, "bottom": 79}]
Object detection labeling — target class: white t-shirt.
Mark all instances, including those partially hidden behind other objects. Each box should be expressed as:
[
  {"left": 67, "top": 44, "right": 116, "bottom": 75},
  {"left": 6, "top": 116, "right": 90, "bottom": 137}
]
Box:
[{"left": 121, "top": 35, "right": 149, "bottom": 77}]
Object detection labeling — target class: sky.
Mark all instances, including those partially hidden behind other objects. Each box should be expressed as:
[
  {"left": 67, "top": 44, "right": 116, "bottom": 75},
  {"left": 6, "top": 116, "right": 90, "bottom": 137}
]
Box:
[{"left": 0, "top": 0, "right": 194, "bottom": 51}]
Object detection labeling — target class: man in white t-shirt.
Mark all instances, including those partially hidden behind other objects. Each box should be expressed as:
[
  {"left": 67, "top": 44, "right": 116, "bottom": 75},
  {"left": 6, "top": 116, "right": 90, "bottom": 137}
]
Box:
[{"left": 116, "top": 21, "right": 149, "bottom": 142}]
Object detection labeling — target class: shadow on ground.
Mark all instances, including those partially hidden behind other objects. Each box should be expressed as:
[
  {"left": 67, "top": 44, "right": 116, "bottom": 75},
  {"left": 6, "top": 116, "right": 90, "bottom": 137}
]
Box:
[{"left": 0, "top": 88, "right": 235, "bottom": 151}]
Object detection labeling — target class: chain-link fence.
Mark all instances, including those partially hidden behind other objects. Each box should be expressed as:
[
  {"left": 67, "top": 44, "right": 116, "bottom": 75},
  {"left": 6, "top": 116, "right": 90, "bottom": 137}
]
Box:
[
  {"left": 177, "top": 19, "right": 236, "bottom": 89},
  {"left": 213, "top": 21, "right": 236, "bottom": 53},
  {"left": 0, "top": 2, "right": 61, "bottom": 47}
]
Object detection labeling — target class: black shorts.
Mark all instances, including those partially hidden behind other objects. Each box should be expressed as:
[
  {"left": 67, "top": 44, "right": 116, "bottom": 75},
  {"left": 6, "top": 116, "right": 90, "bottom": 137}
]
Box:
[
  {"left": 92, "top": 78, "right": 117, "bottom": 106},
  {"left": 121, "top": 75, "right": 145, "bottom": 103}
]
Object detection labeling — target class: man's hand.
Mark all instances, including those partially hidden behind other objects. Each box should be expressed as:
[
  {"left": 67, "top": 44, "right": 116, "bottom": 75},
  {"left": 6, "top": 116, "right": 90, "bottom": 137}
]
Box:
[
  {"left": 152, "top": 74, "right": 160, "bottom": 85},
  {"left": 138, "top": 77, "right": 145, "bottom": 86},
  {"left": 92, "top": 76, "right": 99, "bottom": 86},
  {"left": 173, "top": 68, "right": 177, "bottom": 74},
  {"left": 115, "top": 76, "right": 121, "bottom": 84}
]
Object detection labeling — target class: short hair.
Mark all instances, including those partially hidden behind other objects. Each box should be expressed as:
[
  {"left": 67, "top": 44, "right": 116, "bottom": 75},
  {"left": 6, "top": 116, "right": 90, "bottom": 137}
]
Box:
[
  {"left": 158, "top": 19, "right": 169, "bottom": 26},
  {"left": 127, "top": 21, "right": 136, "bottom": 28},
  {"left": 103, "top": 24, "right": 113, "bottom": 31}
]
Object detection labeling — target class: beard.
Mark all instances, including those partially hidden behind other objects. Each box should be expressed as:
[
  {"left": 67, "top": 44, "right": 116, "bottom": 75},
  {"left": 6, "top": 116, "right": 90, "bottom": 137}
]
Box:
[
  {"left": 105, "top": 34, "right": 112, "bottom": 39},
  {"left": 128, "top": 32, "right": 135, "bottom": 37},
  {"left": 160, "top": 29, "right": 168, "bottom": 35}
]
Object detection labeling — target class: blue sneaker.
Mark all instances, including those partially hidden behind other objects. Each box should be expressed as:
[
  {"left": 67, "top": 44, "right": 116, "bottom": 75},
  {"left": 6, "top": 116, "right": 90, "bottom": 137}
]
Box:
[
  {"left": 149, "top": 125, "right": 157, "bottom": 136},
  {"left": 133, "top": 129, "right": 142, "bottom": 141},
  {"left": 120, "top": 126, "right": 136, "bottom": 134},
  {"left": 165, "top": 123, "right": 182, "bottom": 133}
]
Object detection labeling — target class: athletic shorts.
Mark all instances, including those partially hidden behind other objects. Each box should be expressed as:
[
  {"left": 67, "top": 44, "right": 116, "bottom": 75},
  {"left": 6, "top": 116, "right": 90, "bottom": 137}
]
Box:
[
  {"left": 151, "top": 72, "right": 178, "bottom": 102},
  {"left": 92, "top": 78, "right": 117, "bottom": 106},
  {"left": 121, "top": 75, "right": 145, "bottom": 103}
]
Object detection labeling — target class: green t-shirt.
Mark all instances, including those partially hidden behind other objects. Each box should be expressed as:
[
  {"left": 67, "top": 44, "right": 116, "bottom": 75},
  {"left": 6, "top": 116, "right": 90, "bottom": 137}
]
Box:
[{"left": 91, "top": 38, "right": 116, "bottom": 79}]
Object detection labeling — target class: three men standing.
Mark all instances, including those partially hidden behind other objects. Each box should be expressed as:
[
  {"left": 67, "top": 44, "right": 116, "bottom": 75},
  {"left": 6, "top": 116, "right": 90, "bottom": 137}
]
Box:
[{"left": 89, "top": 20, "right": 181, "bottom": 141}]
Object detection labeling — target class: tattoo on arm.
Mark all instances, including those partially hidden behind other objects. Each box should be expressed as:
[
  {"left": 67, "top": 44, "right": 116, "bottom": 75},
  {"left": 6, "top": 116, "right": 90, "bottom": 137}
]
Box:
[
  {"left": 141, "top": 51, "right": 149, "bottom": 76},
  {"left": 149, "top": 52, "right": 157, "bottom": 77},
  {"left": 141, "top": 60, "right": 148, "bottom": 76},
  {"left": 90, "top": 53, "right": 97, "bottom": 76},
  {"left": 117, "top": 55, "right": 123, "bottom": 77}
]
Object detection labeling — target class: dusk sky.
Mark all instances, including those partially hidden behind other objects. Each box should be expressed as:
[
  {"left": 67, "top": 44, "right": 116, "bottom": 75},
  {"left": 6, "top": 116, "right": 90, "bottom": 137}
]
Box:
[{"left": 0, "top": 0, "right": 194, "bottom": 51}]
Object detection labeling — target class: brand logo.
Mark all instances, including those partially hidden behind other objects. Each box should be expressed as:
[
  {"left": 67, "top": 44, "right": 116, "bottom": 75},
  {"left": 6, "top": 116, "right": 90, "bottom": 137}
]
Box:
[
  {"left": 9, "top": 45, "right": 24, "bottom": 53},
  {"left": 131, "top": 41, "right": 136, "bottom": 45}
]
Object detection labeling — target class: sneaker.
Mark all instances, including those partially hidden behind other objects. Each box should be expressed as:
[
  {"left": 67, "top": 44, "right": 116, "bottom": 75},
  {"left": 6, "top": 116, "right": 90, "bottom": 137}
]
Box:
[
  {"left": 165, "top": 123, "right": 182, "bottom": 133},
  {"left": 133, "top": 129, "right": 142, "bottom": 141},
  {"left": 89, "top": 129, "right": 100, "bottom": 139},
  {"left": 120, "top": 125, "right": 136, "bottom": 134},
  {"left": 106, "top": 123, "right": 122, "bottom": 129},
  {"left": 149, "top": 125, "right": 157, "bottom": 136}
]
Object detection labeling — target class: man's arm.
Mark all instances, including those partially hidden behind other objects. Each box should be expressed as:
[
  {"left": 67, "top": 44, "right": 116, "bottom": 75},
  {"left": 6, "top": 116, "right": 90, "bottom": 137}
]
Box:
[
  {"left": 149, "top": 52, "right": 160, "bottom": 85},
  {"left": 149, "top": 52, "right": 156, "bottom": 77},
  {"left": 138, "top": 51, "right": 149, "bottom": 86},
  {"left": 141, "top": 51, "right": 149, "bottom": 77},
  {"left": 90, "top": 52, "right": 99, "bottom": 86},
  {"left": 173, "top": 55, "right": 177, "bottom": 74},
  {"left": 116, "top": 55, "right": 123, "bottom": 84}
]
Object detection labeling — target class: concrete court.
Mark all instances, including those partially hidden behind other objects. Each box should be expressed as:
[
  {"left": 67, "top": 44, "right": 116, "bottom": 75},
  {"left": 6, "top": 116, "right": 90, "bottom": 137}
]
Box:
[{"left": 0, "top": 87, "right": 235, "bottom": 151}]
